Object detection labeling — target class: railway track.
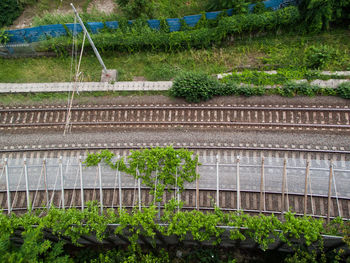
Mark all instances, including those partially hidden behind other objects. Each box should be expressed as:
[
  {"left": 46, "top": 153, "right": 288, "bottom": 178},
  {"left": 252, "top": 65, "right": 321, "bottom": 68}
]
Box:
[
  {"left": 1, "top": 104, "right": 349, "bottom": 131},
  {"left": 1, "top": 189, "right": 349, "bottom": 220},
  {"left": 1, "top": 143, "right": 350, "bottom": 161}
]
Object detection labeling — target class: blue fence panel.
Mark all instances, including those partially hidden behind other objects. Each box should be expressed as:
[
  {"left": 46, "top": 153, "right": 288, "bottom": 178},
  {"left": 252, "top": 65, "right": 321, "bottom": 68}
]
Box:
[
  {"left": 23, "top": 27, "right": 45, "bottom": 43},
  {"left": 183, "top": 14, "right": 202, "bottom": 27},
  {"left": 226, "top": 8, "right": 234, "bottom": 16},
  {"left": 65, "top": 23, "right": 83, "bottom": 35},
  {"left": 40, "top": 24, "right": 67, "bottom": 38},
  {"left": 87, "top": 22, "right": 104, "bottom": 34},
  {"left": 105, "top": 21, "right": 119, "bottom": 29},
  {"left": 264, "top": 0, "right": 284, "bottom": 10},
  {"left": 205, "top": 11, "right": 221, "bottom": 20},
  {"left": 248, "top": 3, "right": 256, "bottom": 12},
  {"left": 148, "top": 19, "right": 160, "bottom": 30},
  {"left": 7, "top": 29, "right": 26, "bottom": 44},
  {"left": 166, "top": 18, "right": 181, "bottom": 32}
]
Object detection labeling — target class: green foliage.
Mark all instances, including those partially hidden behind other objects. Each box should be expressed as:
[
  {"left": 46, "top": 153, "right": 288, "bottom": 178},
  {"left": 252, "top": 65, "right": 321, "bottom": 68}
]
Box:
[
  {"left": 32, "top": 10, "right": 120, "bottom": 27},
  {"left": 0, "top": 29, "right": 11, "bottom": 45},
  {"left": 170, "top": 72, "right": 220, "bottom": 102},
  {"left": 298, "top": 0, "right": 350, "bottom": 33},
  {"left": 217, "top": 6, "right": 300, "bottom": 35},
  {"left": 85, "top": 147, "right": 200, "bottom": 202},
  {"left": 305, "top": 45, "right": 337, "bottom": 69},
  {"left": 337, "top": 82, "right": 350, "bottom": 99},
  {"left": 115, "top": 0, "right": 154, "bottom": 19},
  {"left": 37, "top": 6, "right": 300, "bottom": 54},
  {"left": 0, "top": 203, "right": 348, "bottom": 262},
  {"left": 0, "top": 0, "right": 23, "bottom": 28},
  {"left": 252, "top": 2, "right": 270, "bottom": 14},
  {"left": 170, "top": 71, "right": 349, "bottom": 101},
  {"left": 206, "top": 0, "right": 249, "bottom": 14}
]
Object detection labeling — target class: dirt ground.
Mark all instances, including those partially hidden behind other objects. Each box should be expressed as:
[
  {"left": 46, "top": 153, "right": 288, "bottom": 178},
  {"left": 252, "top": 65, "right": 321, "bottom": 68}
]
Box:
[{"left": 9, "top": 0, "right": 116, "bottom": 29}]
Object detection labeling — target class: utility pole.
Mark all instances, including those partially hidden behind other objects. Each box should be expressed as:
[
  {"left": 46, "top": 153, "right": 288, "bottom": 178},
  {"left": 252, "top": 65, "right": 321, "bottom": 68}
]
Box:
[{"left": 70, "top": 3, "right": 117, "bottom": 82}]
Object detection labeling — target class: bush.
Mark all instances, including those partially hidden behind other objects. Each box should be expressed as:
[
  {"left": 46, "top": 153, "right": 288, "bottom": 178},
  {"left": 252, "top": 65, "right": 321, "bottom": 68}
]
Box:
[
  {"left": 206, "top": 0, "right": 249, "bottom": 13},
  {"left": 217, "top": 6, "right": 300, "bottom": 35},
  {"left": 337, "top": 82, "right": 350, "bottom": 99},
  {"left": 0, "top": 0, "right": 23, "bottom": 28},
  {"left": 115, "top": 0, "right": 154, "bottom": 19},
  {"left": 305, "top": 45, "right": 337, "bottom": 69},
  {"left": 37, "top": 6, "right": 300, "bottom": 54},
  {"left": 170, "top": 72, "right": 219, "bottom": 102},
  {"left": 252, "top": 2, "right": 269, "bottom": 14}
]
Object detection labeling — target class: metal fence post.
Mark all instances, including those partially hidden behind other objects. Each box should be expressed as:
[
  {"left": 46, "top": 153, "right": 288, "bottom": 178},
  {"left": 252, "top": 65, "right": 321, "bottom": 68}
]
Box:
[
  {"left": 43, "top": 159, "right": 50, "bottom": 209},
  {"left": 304, "top": 160, "right": 310, "bottom": 215},
  {"left": 176, "top": 167, "right": 180, "bottom": 212},
  {"left": 59, "top": 156, "right": 65, "bottom": 209},
  {"left": 24, "top": 158, "right": 31, "bottom": 211},
  {"left": 79, "top": 156, "right": 84, "bottom": 211},
  {"left": 281, "top": 158, "right": 287, "bottom": 214},
  {"left": 4, "top": 159, "right": 11, "bottom": 214},
  {"left": 98, "top": 163, "right": 103, "bottom": 214},
  {"left": 216, "top": 155, "right": 220, "bottom": 208},
  {"left": 137, "top": 168, "right": 141, "bottom": 211},
  {"left": 236, "top": 156, "right": 240, "bottom": 211},
  {"left": 260, "top": 156, "right": 265, "bottom": 212},
  {"left": 196, "top": 164, "right": 199, "bottom": 210},
  {"left": 118, "top": 168, "right": 122, "bottom": 210},
  {"left": 327, "top": 160, "right": 334, "bottom": 222}
]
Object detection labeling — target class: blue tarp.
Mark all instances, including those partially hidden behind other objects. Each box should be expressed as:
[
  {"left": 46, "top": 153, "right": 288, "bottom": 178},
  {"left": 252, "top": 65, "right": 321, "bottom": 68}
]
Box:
[
  {"left": 264, "top": 0, "right": 284, "bottom": 10},
  {"left": 148, "top": 19, "right": 160, "bottom": 30},
  {"left": 183, "top": 14, "right": 202, "bottom": 27},
  {"left": 40, "top": 24, "right": 67, "bottom": 38},
  {"left": 105, "top": 21, "right": 119, "bottom": 29},
  {"left": 7, "top": 29, "right": 26, "bottom": 44},
  {"left": 65, "top": 23, "right": 83, "bottom": 35},
  {"left": 87, "top": 22, "right": 104, "bottom": 34},
  {"left": 23, "top": 27, "right": 45, "bottom": 43},
  {"left": 166, "top": 18, "right": 181, "bottom": 32},
  {"left": 226, "top": 8, "right": 234, "bottom": 16},
  {"left": 205, "top": 11, "right": 222, "bottom": 20}
]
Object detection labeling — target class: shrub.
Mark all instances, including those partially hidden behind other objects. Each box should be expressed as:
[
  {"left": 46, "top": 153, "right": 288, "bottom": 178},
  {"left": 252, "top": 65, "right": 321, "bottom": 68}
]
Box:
[
  {"left": 305, "top": 45, "right": 337, "bottom": 69},
  {"left": 0, "top": 0, "right": 23, "bottom": 27},
  {"left": 252, "top": 2, "right": 270, "bottom": 14},
  {"left": 206, "top": 0, "right": 249, "bottom": 13},
  {"left": 217, "top": 6, "right": 300, "bottom": 36},
  {"left": 115, "top": 0, "right": 154, "bottom": 19},
  {"left": 170, "top": 72, "right": 219, "bottom": 102},
  {"left": 337, "top": 82, "right": 350, "bottom": 99},
  {"left": 237, "top": 85, "right": 265, "bottom": 96}
]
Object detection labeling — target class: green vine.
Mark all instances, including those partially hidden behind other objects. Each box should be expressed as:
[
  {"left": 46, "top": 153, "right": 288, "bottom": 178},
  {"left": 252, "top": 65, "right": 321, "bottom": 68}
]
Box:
[{"left": 84, "top": 146, "right": 200, "bottom": 202}]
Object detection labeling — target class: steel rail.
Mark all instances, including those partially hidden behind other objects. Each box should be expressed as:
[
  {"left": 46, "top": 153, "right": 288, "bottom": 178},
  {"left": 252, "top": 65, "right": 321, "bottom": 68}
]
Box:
[
  {"left": 1, "top": 121, "right": 349, "bottom": 129},
  {"left": 1, "top": 144, "right": 349, "bottom": 154},
  {"left": 1, "top": 105, "right": 349, "bottom": 112}
]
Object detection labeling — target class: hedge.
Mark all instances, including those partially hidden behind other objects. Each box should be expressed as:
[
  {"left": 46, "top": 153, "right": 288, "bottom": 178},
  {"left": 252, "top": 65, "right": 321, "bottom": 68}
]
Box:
[{"left": 37, "top": 6, "right": 300, "bottom": 54}]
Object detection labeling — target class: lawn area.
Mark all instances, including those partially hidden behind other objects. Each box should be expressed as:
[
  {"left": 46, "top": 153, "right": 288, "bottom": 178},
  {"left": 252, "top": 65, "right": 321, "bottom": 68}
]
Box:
[{"left": 1, "top": 29, "right": 349, "bottom": 83}]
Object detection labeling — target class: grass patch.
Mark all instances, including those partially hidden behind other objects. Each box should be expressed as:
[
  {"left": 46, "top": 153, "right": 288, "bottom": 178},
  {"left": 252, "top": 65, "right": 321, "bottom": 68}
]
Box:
[
  {"left": 29, "top": 0, "right": 206, "bottom": 27},
  {"left": 0, "top": 91, "right": 168, "bottom": 106},
  {"left": 0, "top": 29, "right": 349, "bottom": 83}
]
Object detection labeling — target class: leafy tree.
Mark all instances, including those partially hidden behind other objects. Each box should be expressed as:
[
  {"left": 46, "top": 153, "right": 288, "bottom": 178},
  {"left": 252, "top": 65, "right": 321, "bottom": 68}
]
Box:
[
  {"left": 0, "top": 0, "right": 23, "bottom": 28},
  {"left": 298, "top": 0, "right": 350, "bottom": 32}
]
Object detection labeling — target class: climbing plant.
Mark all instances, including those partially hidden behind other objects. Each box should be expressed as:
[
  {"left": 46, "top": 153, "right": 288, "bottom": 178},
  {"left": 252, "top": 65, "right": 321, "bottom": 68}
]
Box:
[{"left": 84, "top": 146, "right": 200, "bottom": 202}]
